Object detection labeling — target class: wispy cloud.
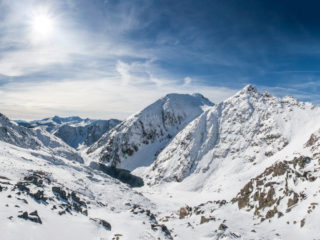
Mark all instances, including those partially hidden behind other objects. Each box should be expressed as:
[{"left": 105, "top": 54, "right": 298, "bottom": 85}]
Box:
[{"left": 0, "top": 76, "right": 236, "bottom": 120}]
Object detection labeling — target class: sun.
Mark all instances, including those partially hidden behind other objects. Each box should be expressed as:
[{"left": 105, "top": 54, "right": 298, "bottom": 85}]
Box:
[
  {"left": 31, "top": 13, "right": 54, "bottom": 38},
  {"left": 32, "top": 14, "right": 54, "bottom": 36},
  {"left": 29, "top": 8, "right": 56, "bottom": 43}
]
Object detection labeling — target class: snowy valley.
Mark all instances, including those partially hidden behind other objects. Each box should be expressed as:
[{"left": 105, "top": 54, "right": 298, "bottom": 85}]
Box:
[{"left": 2, "top": 85, "right": 320, "bottom": 239}]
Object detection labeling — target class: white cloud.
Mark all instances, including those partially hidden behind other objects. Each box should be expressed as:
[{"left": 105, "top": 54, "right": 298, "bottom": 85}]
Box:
[
  {"left": 0, "top": 77, "right": 236, "bottom": 121},
  {"left": 0, "top": 0, "right": 240, "bottom": 120},
  {"left": 115, "top": 59, "right": 174, "bottom": 87},
  {"left": 0, "top": 46, "right": 70, "bottom": 76},
  {"left": 184, "top": 76, "right": 192, "bottom": 85}
]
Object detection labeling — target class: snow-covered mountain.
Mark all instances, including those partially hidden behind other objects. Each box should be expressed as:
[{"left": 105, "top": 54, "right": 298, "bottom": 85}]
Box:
[
  {"left": 16, "top": 116, "right": 121, "bottom": 149},
  {"left": 87, "top": 93, "right": 214, "bottom": 170},
  {"left": 0, "top": 112, "right": 173, "bottom": 240},
  {"left": 139, "top": 85, "right": 317, "bottom": 190},
  {"left": 17, "top": 116, "right": 89, "bottom": 132},
  {"left": 4, "top": 86, "right": 320, "bottom": 239},
  {"left": 54, "top": 119, "right": 120, "bottom": 149},
  {"left": 0, "top": 113, "right": 83, "bottom": 163},
  {"left": 129, "top": 85, "right": 320, "bottom": 239}
]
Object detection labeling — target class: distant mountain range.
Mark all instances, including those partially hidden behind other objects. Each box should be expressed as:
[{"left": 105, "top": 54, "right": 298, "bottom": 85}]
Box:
[
  {"left": 16, "top": 116, "right": 121, "bottom": 149},
  {"left": 2, "top": 86, "right": 320, "bottom": 239}
]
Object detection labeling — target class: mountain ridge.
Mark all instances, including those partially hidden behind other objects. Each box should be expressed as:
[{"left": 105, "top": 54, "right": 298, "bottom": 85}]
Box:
[
  {"left": 2, "top": 86, "right": 320, "bottom": 239},
  {"left": 87, "top": 92, "right": 214, "bottom": 170},
  {"left": 16, "top": 116, "right": 121, "bottom": 149}
]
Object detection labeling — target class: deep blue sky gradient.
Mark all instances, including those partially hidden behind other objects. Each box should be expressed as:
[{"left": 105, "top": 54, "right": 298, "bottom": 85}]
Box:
[{"left": 64, "top": 0, "right": 320, "bottom": 97}]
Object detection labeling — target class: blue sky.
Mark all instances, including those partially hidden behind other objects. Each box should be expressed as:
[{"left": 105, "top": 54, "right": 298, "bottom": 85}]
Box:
[{"left": 0, "top": 0, "right": 320, "bottom": 120}]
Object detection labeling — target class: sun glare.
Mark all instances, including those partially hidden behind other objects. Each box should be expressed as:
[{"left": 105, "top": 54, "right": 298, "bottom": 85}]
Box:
[{"left": 30, "top": 9, "right": 56, "bottom": 42}]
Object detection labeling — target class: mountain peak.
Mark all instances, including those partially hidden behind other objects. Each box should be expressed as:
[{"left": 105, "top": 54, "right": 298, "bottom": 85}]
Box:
[
  {"left": 0, "top": 113, "right": 11, "bottom": 125},
  {"left": 161, "top": 93, "right": 214, "bottom": 108},
  {"left": 88, "top": 92, "right": 213, "bottom": 170},
  {"left": 240, "top": 84, "right": 258, "bottom": 94},
  {"left": 52, "top": 116, "right": 83, "bottom": 123},
  {"left": 225, "top": 84, "right": 260, "bottom": 103}
]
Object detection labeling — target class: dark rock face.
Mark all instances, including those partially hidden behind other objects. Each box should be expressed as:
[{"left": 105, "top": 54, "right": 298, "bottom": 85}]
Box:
[
  {"left": 130, "top": 204, "right": 173, "bottom": 239},
  {"left": 14, "top": 171, "right": 51, "bottom": 204},
  {"left": 15, "top": 182, "right": 30, "bottom": 193},
  {"left": 31, "top": 190, "right": 47, "bottom": 202},
  {"left": 10, "top": 171, "right": 89, "bottom": 218},
  {"left": 18, "top": 211, "right": 42, "bottom": 224},
  {"left": 90, "top": 162, "right": 144, "bottom": 187},
  {"left": 218, "top": 223, "right": 228, "bottom": 231},
  {"left": 24, "top": 171, "right": 51, "bottom": 187},
  {"left": 90, "top": 218, "right": 112, "bottom": 231},
  {"left": 151, "top": 224, "right": 173, "bottom": 239},
  {"left": 52, "top": 187, "right": 68, "bottom": 201},
  {"left": 51, "top": 188, "right": 88, "bottom": 215}
]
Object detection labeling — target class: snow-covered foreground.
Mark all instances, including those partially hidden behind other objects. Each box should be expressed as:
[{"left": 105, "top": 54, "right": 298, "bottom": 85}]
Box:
[
  {"left": 2, "top": 87, "right": 320, "bottom": 239},
  {"left": 0, "top": 142, "right": 176, "bottom": 240}
]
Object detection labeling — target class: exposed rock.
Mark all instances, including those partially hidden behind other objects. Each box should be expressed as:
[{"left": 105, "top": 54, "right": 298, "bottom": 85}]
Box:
[
  {"left": 218, "top": 223, "right": 228, "bottom": 231},
  {"left": 200, "top": 216, "right": 215, "bottom": 224},
  {"left": 112, "top": 234, "right": 123, "bottom": 240},
  {"left": 179, "top": 206, "right": 192, "bottom": 219},
  {"left": 90, "top": 162, "right": 144, "bottom": 188},
  {"left": 18, "top": 211, "right": 42, "bottom": 224},
  {"left": 300, "top": 218, "right": 305, "bottom": 228},
  {"left": 15, "top": 182, "right": 30, "bottom": 193},
  {"left": 151, "top": 224, "right": 173, "bottom": 240},
  {"left": 52, "top": 186, "right": 67, "bottom": 201},
  {"left": 24, "top": 171, "right": 51, "bottom": 187},
  {"left": 232, "top": 155, "right": 315, "bottom": 220},
  {"left": 235, "top": 181, "right": 253, "bottom": 209},
  {"left": 305, "top": 133, "right": 320, "bottom": 147},
  {"left": 287, "top": 192, "right": 299, "bottom": 208},
  {"left": 90, "top": 218, "right": 111, "bottom": 231},
  {"left": 291, "top": 156, "right": 311, "bottom": 169},
  {"left": 31, "top": 190, "right": 47, "bottom": 202}
]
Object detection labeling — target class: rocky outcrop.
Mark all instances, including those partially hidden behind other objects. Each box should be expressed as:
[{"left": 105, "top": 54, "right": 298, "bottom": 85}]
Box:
[
  {"left": 18, "top": 210, "right": 42, "bottom": 224},
  {"left": 232, "top": 156, "right": 316, "bottom": 221}
]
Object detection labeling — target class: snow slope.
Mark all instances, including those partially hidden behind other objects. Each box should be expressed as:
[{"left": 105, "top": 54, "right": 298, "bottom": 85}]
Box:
[
  {"left": 138, "top": 127, "right": 320, "bottom": 240},
  {"left": 0, "top": 113, "right": 173, "bottom": 240},
  {"left": 4, "top": 86, "right": 320, "bottom": 239},
  {"left": 139, "top": 86, "right": 319, "bottom": 193},
  {"left": 129, "top": 85, "right": 320, "bottom": 239},
  {"left": 87, "top": 93, "right": 213, "bottom": 170}
]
